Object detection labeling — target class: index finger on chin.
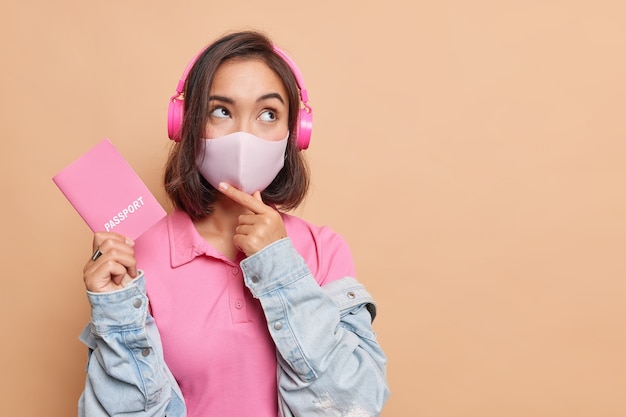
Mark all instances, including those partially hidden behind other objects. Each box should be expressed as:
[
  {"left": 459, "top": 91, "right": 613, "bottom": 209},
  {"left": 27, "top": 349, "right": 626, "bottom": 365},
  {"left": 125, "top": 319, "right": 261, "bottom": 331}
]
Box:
[{"left": 218, "top": 182, "right": 268, "bottom": 214}]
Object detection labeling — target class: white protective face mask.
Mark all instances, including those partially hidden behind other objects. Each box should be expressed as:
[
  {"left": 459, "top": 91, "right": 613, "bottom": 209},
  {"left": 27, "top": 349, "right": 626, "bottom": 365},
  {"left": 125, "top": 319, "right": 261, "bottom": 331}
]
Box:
[{"left": 196, "top": 131, "right": 289, "bottom": 194}]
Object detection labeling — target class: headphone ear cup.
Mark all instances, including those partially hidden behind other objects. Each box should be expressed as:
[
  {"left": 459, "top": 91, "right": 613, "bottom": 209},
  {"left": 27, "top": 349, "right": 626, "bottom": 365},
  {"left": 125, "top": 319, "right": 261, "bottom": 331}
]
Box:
[
  {"left": 168, "top": 98, "right": 184, "bottom": 142},
  {"left": 296, "top": 108, "right": 312, "bottom": 150}
]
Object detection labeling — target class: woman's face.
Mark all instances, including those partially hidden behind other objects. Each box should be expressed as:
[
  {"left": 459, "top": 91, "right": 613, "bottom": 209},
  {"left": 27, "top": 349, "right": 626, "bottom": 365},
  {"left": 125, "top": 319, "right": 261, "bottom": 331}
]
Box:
[{"left": 204, "top": 58, "right": 290, "bottom": 141}]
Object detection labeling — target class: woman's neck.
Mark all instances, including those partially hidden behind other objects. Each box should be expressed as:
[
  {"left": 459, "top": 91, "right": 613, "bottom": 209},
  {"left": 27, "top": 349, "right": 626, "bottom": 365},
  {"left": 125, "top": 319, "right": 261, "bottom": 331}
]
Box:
[{"left": 192, "top": 195, "right": 247, "bottom": 262}]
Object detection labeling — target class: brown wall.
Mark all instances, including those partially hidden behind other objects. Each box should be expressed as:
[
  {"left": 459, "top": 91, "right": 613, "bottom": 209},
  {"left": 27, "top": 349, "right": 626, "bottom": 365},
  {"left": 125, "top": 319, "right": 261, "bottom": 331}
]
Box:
[{"left": 2, "top": 1, "right": 625, "bottom": 416}]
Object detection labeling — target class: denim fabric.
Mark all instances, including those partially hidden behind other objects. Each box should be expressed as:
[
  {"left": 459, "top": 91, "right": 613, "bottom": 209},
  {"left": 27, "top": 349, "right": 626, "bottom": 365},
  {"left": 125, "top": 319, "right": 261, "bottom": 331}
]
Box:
[
  {"left": 79, "top": 238, "right": 389, "bottom": 416},
  {"left": 78, "top": 275, "right": 186, "bottom": 417},
  {"left": 242, "top": 239, "right": 390, "bottom": 416}
]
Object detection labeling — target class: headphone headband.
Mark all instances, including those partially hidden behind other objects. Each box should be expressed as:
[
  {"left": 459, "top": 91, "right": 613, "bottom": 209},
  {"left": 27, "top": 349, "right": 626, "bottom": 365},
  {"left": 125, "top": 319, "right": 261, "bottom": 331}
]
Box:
[{"left": 167, "top": 43, "right": 312, "bottom": 150}]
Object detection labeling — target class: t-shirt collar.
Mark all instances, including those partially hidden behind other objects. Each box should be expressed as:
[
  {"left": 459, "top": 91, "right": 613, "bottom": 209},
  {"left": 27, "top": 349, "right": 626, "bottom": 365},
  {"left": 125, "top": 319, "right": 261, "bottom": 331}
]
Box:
[{"left": 167, "top": 209, "right": 230, "bottom": 267}]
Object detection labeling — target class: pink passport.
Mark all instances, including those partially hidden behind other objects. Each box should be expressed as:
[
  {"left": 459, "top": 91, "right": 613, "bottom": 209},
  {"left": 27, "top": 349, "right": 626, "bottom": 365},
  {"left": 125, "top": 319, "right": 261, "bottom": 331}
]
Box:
[{"left": 53, "top": 138, "right": 167, "bottom": 240}]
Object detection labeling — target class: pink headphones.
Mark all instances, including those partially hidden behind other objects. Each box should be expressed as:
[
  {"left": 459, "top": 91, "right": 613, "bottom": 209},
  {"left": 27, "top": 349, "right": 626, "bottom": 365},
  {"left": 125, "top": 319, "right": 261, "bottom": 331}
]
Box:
[{"left": 167, "top": 44, "right": 313, "bottom": 150}]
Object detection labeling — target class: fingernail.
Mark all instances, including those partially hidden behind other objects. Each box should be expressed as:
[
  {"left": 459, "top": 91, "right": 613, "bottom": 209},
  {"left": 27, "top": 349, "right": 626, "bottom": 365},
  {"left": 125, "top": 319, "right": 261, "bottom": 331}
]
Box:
[
  {"left": 125, "top": 238, "right": 135, "bottom": 247},
  {"left": 219, "top": 182, "right": 229, "bottom": 191}
]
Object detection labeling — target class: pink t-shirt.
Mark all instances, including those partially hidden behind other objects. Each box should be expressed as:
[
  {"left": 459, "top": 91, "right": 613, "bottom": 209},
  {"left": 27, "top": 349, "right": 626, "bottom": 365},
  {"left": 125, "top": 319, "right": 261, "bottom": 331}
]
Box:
[{"left": 134, "top": 209, "right": 355, "bottom": 417}]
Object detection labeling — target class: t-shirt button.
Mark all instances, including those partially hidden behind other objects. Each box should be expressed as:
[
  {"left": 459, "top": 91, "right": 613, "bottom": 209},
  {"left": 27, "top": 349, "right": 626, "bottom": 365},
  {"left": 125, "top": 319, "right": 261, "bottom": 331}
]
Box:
[
  {"left": 232, "top": 267, "right": 239, "bottom": 275},
  {"left": 235, "top": 299, "right": 244, "bottom": 309}
]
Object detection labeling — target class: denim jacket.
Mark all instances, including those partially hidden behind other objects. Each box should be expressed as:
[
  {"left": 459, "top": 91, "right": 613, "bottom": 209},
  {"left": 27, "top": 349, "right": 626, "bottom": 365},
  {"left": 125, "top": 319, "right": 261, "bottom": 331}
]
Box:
[{"left": 79, "top": 238, "right": 389, "bottom": 416}]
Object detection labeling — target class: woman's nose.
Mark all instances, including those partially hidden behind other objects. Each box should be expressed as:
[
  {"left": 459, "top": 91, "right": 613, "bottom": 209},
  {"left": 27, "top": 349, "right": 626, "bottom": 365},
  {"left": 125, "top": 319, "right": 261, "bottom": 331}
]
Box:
[{"left": 234, "top": 118, "right": 253, "bottom": 135}]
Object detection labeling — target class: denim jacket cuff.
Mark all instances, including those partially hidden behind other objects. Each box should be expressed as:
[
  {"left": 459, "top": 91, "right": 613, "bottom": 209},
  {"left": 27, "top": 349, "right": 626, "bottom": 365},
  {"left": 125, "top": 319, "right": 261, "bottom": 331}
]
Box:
[
  {"left": 240, "top": 238, "right": 309, "bottom": 297},
  {"left": 86, "top": 271, "right": 148, "bottom": 334}
]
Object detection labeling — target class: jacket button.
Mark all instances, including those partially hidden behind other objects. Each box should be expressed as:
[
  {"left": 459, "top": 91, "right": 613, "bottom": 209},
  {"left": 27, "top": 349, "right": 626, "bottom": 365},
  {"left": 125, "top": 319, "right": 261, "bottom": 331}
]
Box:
[
  {"left": 133, "top": 299, "right": 142, "bottom": 308},
  {"left": 274, "top": 322, "right": 283, "bottom": 331},
  {"left": 251, "top": 276, "right": 260, "bottom": 283},
  {"left": 347, "top": 291, "right": 356, "bottom": 299},
  {"left": 141, "top": 348, "right": 150, "bottom": 357}
]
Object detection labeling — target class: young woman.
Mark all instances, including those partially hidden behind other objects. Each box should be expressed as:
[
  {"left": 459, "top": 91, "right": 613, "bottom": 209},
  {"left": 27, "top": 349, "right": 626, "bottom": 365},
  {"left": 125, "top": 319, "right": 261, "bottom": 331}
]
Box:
[{"left": 79, "top": 30, "right": 389, "bottom": 417}]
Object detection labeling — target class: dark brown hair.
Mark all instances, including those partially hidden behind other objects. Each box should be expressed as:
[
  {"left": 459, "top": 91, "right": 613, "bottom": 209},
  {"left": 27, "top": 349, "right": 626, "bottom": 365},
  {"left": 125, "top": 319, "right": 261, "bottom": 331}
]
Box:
[{"left": 164, "top": 30, "right": 310, "bottom": 220}]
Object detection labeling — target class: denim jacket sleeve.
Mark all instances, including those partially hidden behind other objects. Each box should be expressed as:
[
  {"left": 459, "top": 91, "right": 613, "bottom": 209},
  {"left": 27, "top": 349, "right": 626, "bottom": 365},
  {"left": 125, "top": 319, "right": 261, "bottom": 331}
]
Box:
[
  {"left": 240, "top": 238, "right": 390, "bottom": 417},
  {"left": 78, "top": 272, "right": 186, "bottom": 417}
]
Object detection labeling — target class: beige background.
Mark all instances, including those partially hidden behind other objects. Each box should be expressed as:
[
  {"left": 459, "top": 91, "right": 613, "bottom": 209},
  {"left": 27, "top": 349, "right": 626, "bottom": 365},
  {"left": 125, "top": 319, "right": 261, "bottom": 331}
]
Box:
[{"left": 1, "top": 1, "right": 625, "bottom": 416}]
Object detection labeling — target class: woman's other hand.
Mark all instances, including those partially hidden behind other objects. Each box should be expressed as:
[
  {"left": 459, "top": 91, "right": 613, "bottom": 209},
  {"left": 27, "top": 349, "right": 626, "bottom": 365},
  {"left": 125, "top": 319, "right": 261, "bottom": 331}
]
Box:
[
  {"left": 83, "top": 232, "right": 138, "bottom": 292},
  {"left": 218, "top": 182, "right": 287, "bottom": 257}
]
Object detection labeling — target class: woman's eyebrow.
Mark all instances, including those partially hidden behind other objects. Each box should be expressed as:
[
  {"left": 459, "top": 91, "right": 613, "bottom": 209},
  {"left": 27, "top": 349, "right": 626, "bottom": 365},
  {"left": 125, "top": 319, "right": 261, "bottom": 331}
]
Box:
[
  {"left": 208, "top": 93, "right": 285, "bottom": 104},
  {"left": 257, "top": 92, "right": 285, "bottom": 104},
  {"left": 208, "top": 95, "right": 234, "bottom": 104}
]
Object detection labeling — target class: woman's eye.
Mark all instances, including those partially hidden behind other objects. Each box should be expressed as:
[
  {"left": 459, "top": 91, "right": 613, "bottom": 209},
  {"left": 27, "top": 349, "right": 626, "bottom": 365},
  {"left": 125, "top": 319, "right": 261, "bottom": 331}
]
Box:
[
  {"left": 210, "top": 107, "right": 230, "bottom": 118},
  {"left": 258, "top": 110, "right": 277, "bottom": 122}
]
